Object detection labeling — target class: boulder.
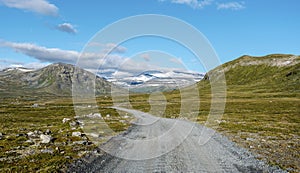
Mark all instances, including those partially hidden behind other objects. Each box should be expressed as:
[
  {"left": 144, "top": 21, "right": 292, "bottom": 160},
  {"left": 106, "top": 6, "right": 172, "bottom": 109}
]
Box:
[
  {"left": 40, "top": 134, "right": 53, "bottom": 144},
  {"left": 72, "top": 132, "right": 82, "bottom": 137},
  {"left": 62, "top": 118, "right": 71, "bottom": 123},
  {"left": 27, "top": 131, "right": 35, "bottom": 137},
  {"left": 45, "top": 129, "right": 51, "bottom": 135}
]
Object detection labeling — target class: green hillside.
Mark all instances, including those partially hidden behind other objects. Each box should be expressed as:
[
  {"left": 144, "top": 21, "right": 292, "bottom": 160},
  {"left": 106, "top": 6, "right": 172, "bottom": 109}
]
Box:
[
  {"left": 129, "top": 54, "right": 300, "bottom": 172},
  {"left": 199, "top": 54, "right": 300, "bottom": 172}
]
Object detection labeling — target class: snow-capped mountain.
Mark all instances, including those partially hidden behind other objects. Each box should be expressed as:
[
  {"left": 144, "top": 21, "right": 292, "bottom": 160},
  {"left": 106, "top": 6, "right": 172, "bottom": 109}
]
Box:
[
  {"left": 3, "top": 67, "right": 34, "bottom": 73},
  {"left": 99, "top": 70, "right": 205, "bottom": 92}
]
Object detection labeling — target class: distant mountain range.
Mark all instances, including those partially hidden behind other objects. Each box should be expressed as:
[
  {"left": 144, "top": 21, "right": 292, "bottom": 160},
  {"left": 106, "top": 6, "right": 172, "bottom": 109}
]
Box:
[
  {"left": 0, "top": 54, "right": 299, "bottom": 97},
  {"left": 104, "top": 70, "right": 205, "bottom": 92}
]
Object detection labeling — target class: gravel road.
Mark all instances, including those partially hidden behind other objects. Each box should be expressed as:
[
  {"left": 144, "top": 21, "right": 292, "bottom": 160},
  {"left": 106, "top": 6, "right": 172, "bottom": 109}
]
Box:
[{"left": 68, "top": 107, "right": 285, "bottom": 173}]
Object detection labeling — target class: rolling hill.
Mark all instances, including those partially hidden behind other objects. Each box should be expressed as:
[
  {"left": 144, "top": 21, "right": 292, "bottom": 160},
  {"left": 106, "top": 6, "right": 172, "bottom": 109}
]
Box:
[{"left": 196, "top": 54, "right": 300, "bottom": 171}]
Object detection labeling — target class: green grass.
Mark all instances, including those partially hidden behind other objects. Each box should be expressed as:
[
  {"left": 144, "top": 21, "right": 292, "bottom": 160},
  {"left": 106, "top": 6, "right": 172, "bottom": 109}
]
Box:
[{"left": 0, "top": 96, "right": 133, "bottom": 172}]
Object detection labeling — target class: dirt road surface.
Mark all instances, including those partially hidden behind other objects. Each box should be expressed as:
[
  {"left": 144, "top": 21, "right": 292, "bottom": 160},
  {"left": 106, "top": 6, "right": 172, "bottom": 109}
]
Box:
[{"left": 68, "top": 107, "right": 284, "bottom": 173}]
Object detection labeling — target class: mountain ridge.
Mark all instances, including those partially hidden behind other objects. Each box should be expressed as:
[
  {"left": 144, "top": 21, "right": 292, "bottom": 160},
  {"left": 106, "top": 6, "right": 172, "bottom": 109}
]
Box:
[{"left": 0, "top": 62, "right": 113, "bottom": 97}]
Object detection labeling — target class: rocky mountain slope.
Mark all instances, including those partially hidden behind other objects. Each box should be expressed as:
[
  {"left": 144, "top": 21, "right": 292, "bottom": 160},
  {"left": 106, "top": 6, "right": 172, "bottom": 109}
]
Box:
[{"left": 0, "top": 63, "right": 113, "bottom": 97}]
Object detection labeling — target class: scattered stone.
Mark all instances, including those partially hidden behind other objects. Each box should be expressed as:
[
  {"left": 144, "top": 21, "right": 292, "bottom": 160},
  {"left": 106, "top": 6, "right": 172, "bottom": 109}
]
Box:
[
  {"left": 72, "top": 132, "right": 82, "bottom": 137},
  {"left": 249, "top": 146, "right": 254, "bottom": 149},
  {"left": 40, "top": 134, "right": 53, "bottom": 144},
  {"left": 27, "top": 131, "right": 35, "bottom": 137},
  {"left": 78, "top": 151, "right": 88, "bottom": 157},
  {"left": 124, "top": 115, "right": 129, "bottom": 119},
  {"left": 62, "top": 118, "right": 71, "bottom": 123},
  {"left": 25, "top": 139, "right": 34, "bottom": 144},
  {"left": 69, "top": 121, "right": 80, "bottom": 127},
  {"left": 86, "top": 113, "right": 102, "bottom": 118},
  {"left": 41, "top": 148, "right": 54, "bottom": 154},
  {"left": 34, "top": 130, "right": 42, "bottom": 135},
  {"left": 16, "top": 146, "right": 26, "bottom": 150},
  {"left": 106, "top": 114, "right": 110, "bottom": 118},
  {"left": 45, "top": 129, "right": 51, "bottom": 135},
  {"left": 32, "top": 103, "right": 39, "bottom": 108},
  {"left": 16, "top": 133, "right": 26, "bottom": 137},
  {"left": 119, "top": 120, "right": 126, "bottom": 123},
  {"left": 0, "top": 133, "right": 3, "bottom": 140},
  {"left": 246, "top": 138, "right": 254, "bottom": 141},
  {"left": 73, "top": 141, "right": 86, "bottom": 145}
]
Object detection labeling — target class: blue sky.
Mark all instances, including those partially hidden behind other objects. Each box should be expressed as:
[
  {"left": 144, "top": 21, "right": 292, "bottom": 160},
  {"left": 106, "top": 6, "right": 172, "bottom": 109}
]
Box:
[{"left": 0, "top": 0, "right": 299, "bottom": 73}]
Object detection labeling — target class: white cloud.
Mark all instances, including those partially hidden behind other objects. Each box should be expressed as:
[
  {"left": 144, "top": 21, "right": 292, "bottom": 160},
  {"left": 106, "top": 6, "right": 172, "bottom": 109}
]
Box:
[
  {"left": 160, "top": 0, "right": 213, "bottom": 9},
  {"left": 0, "top": 41, "right": 79, "bottom": 63},
  {"left": 56, "top": 23, "right": 77, "bottom": 34},
  {"left": 0, "top": 0, "right": 59, "bottom": 16},
  {"left": 0, "top": 40, "right": 130, "bottom": 72},
  {"left": 217, "top": 1, "right": 245, "bottom": 10},
  {"left": 0, "top": 40, "right": 194, "bottom": 78}
]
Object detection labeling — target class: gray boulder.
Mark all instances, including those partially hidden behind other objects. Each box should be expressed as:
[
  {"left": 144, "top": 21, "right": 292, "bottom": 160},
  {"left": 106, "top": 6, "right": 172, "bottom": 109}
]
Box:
[{"left": 40, "top": 134, "right": 53, "bottom": 144}]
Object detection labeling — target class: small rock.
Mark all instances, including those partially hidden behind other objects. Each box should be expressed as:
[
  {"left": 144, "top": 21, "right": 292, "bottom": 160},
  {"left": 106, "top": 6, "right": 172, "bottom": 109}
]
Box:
[
  {"left": 123, "top": 115, "right": 129, "bottom": 119},
  {"left": 69, "top": 121, "right": 79, "bottom": 127},
  {"left": 25, "top": 139, "right": 34, "bottom": 144},
  {"left": 45, "top": 129, "right": 51, "bottom": 135},
  {"left": 78, "top": 151, "right": 88, "bottom": 157},
  {"left": 41, "top": 148, "right": 54, "bottom": 154},
  {"left": 27, "top": 131, "right": 35, "bottom": 137},
  {"left": 246, "top": 137, "right": 254, "bottom": 141},
  {"left": 40, "top": 134, "right": 53, "bottom": 144},
  {"left": 249, "top": 146, "right": 254, "bottom": 149},
  {"left": 119, "top": 120, "right": 126, "bottom": 123},
  {"left": 65, "top": 156, "right": 71, "bottom": 159},
  {"left": 106, "top": 114, "right": 110, "bottom": 118},
  {"left": 16, "top": 133, "right": 26, "bottom": 137},
  {"left": 73, "top": 141, "right": 86, "bottom": 145},
  {"left": 32, "top": 103, "right": 39, "bottom": 108},
  {"left": 72, "top": 132, "right": 82, "bottom": 137},
  {"left": 34, "top": 130, "right": 42, "bottom": 135},
  {"left": 62, "top": 118, "right": 71, "bottom": 124},
  {"left": 0, "top": 133, "right": 3, "bottom": 140}
]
